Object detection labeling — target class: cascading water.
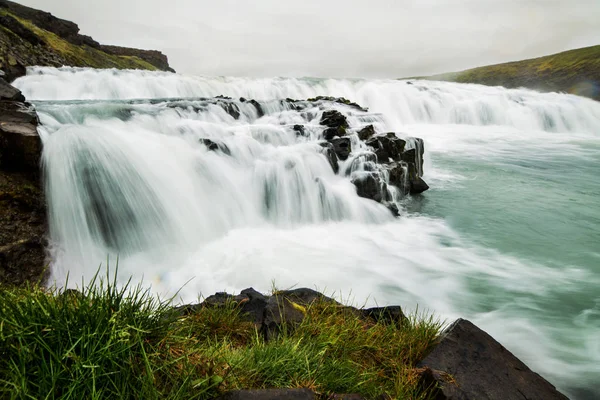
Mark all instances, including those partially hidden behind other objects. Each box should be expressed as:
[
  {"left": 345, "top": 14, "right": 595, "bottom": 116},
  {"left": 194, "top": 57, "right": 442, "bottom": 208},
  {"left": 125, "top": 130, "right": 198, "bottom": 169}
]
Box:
[{"left": 14, "top": 67, "right": 600, "bottom": 400}]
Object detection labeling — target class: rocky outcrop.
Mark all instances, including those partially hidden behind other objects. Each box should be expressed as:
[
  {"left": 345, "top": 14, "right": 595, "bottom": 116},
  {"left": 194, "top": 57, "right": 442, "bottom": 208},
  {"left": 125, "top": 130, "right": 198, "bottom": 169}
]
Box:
[
  {"left": 179, "top": 288, "right": 566, "bottom": 400},
  {"left": 0, "top": 78, "right": 46, "bottom": 286},
  {"left": 417, "top": 319, "right": 568, "bottom": 400},
  {"left": 176, "top": 287, "right": 405, "bottom": 342},
  {"left": 0, "top": 0, "right": 174, "bottom": 82}
]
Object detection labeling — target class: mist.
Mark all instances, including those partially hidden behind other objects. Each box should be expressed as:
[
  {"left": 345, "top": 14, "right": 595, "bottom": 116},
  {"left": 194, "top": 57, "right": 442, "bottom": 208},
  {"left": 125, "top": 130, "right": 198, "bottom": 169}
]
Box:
[{"left": 14, "top": 0, "right": 600, "bottom": 78}]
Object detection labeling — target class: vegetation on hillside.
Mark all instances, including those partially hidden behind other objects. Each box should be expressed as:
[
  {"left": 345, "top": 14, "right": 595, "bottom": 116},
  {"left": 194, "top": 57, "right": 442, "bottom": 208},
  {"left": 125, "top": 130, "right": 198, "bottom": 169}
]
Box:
[
  {"left": 0, "top": 274, "right": 442, "bottom": 399},
  {"left": 0, "top": 9, "right": 158, "bottom": 73},
  {"left": 422, "top": 45, "right": 600, "bottom": 101}
]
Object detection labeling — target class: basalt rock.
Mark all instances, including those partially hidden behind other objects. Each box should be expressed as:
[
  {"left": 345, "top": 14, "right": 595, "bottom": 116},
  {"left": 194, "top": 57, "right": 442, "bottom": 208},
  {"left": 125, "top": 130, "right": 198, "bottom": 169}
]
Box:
[
  {"left": 417, "top": 319, "right": 569, "bottom": 400},
  {"left": 0, "top": 78, "right": 25, "bottom": 102},
  {"left": 330, "top": 137, "right": 351, "bottom": 161},
  {"left": 357, "top": 124, "right": 375, "bottom": 141},
  {"left": 366, "top": 133, "right": 406, "bottom": 163},
  {"left": 0, "top": 78, "right": 46, "bottom": 286},
  {"left": 320, "top": 109, "right": 349, "bottom": 129},
  {"left": 319, "top": 142, "right": 339, "bottom": 173},
  {"left": 293, "top": 124, "right": 306, "bottom": 137},
  {"left": 352, "top": 172, "right": 386, "bottom": 202}
]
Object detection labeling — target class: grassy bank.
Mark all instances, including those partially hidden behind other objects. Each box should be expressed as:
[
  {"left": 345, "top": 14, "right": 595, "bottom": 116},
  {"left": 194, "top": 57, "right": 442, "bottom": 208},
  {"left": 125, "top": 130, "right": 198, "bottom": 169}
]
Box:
[
  {"left": 422, "top": 45, "right": 600, "bottom": 101},
  {"left": 0, "top": 275, "right": 441, "bottom": 399}
]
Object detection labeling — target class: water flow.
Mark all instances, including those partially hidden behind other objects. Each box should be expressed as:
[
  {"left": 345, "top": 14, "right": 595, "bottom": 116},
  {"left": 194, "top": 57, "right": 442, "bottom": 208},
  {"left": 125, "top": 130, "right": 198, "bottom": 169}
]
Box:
[{"left": 14, "top": 68, "right": 600, "bottom": 400}]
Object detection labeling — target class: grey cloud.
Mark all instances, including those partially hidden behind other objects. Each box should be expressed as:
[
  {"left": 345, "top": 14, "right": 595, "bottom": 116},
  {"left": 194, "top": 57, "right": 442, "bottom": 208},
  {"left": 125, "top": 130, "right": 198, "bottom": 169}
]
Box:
[{"left": 16, "top": 0, "right": 600, "bottom": 78}]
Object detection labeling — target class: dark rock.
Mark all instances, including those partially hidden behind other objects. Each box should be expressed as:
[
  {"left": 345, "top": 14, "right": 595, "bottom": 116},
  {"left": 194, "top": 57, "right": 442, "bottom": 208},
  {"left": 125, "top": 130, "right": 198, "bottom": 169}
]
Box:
[
  {"left": 330, "top": 137, "right": 351, "bottom": 161},
  {"left": 323, "top": 126, "right": 347, "bottom": 140},
  {"left": 0, "top": 79, "right": 25, "bottom": 102},
  {"left": 0, "top": 14, "right": 43, "bottom": 46},
  {"left": 215, "top": 388, "right": 316, "bottom": 400},
  {"left": 352, "top": 172, "right": 385, "bottom": 202},
  {"left": 331, "top": 395, "right": 366, "bottom": 400},
  {"left": 320, "top": 110, "right": 349, "bottom": 129},
  {"left": 249, "top": 99, "right": 264, "bottom": 118},
  {"left": 417, "top": 319, "right": 569, "bottom": 400},
  {"left": 0, "top": 237, "right": 47, "bottom": 286},
  {"left": 404, "top": 138, "right": 425, "bottom": 176},
  {"left": 382, "top": 201, "right": 400, "bottom": 217},
  {"left": 293, "top": 124, "right": 306, "bottom": 136},
  {"left": 262, "top": 288, "right": 336, "bottom": 340},
  {"left": 306, "top": 96, "right": 368, "bottom": 112},
  {"left": 218, "top": 101, "right": 241, "bottom": 119},
  {"left": 0, "top": 101, "right": 41, "bottom": 174},
  {"left": 357, "top": 124, "right": 375, "bottom": 141},
  {"left": 385, "top": 162, "right": 408, "bottom": 194},
  {"left": 318, "top": 142, "right": 339, "bottom": 173},
  {"left": 410, "top": 177, "right": 429, "bottom": 194},
  {"left": 365, "top": 133, "right": 406, "bottom": 163},
  {"left": 361, "top": 306, "right": 406, "bottom": 325},
  {"left": 200, "top": 138, "right": 231, "bottom": 155}
]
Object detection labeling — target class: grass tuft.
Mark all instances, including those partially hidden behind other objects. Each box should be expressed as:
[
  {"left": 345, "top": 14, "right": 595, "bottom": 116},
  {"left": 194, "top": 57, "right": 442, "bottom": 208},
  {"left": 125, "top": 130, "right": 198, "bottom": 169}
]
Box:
[{"left": 0, "top": 275, "right": 442, "bottom": 399}]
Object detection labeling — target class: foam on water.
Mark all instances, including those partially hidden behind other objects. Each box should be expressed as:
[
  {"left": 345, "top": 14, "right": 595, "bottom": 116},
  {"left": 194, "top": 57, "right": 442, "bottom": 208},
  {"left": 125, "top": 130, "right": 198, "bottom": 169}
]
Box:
[{"left": 15, "top": 67, "right": 600, "bottom": 399}]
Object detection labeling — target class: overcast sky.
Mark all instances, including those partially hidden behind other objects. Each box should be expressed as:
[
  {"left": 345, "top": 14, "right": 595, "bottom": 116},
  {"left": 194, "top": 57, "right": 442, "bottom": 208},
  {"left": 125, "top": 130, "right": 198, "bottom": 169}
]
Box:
[{"left": 16, "top": 0, "right": 600, "bottom": 78}]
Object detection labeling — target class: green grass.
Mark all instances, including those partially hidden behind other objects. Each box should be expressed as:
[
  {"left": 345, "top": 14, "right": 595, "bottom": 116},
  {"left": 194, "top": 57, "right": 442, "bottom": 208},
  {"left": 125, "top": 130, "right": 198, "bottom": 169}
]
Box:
[
  {"left": 420, "top": 45, "right": 600, "bottom": 101},
  {"left": 0, "top": 273, "right": 442, "bottom": 399}
]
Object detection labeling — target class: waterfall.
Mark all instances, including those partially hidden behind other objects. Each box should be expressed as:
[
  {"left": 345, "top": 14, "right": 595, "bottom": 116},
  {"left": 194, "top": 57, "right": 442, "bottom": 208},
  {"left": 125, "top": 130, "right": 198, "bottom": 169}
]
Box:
[{"left": 13, "top": 67, "right": 600, "bottom": 399}]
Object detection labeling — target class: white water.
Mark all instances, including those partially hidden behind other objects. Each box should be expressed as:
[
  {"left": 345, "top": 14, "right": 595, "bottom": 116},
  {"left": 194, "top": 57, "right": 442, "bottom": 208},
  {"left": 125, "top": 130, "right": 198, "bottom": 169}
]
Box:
[{"left": 14, "top": 67, "right": 600, "bottom": 399}]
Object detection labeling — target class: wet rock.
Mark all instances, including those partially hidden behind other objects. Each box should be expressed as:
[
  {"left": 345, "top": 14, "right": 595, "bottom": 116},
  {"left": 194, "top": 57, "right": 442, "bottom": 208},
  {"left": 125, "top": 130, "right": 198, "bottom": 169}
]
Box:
[
  {"left": 410, "top": 177, "right": 429, "bottom": 194},
  {"left": 323, "top": 126, "right": 347, "bottom": 140},
  {"left": 417, "top": 319, "right": 569, "bottom": 400},
  {"left": 320, "top": 109, "right": 349, "bottom": 129},
  {"left": 318, "top": 142, "right": 339, "bottom": 173},
  {"left": 385, "top": 162, "right": 408, "bottom": 194},
  {"left": 357, "top": 124, "right": 375, "bottom": 141},
  {"left": 366, "top": 133, "right": 406, "bottom": 163},
  {"left": 199, "top": 138, "right": 231, "bottom": 155},
  {"left": 0, "top": 78, "right": 25, "bottom": 102},
  {"left": 330, "top": 137, "right": 351, "bottom": 161},
  {"left": 307, "top": 96, "right": 368, "bottom": 112},
  {"left": 293, "top": 124, "right": 306, "bottom": 136},
  {"left": 248, "top": 99, "right": 264, "bottom": 118},
  {"left": 352, "top": 172, "right": 386, "bottom": 202},
  {"left": 217, "top": 101, "right": 240, "bottom": 119},
  {"left": 215, "top": 388, "right": 316, "bottom": 400}
]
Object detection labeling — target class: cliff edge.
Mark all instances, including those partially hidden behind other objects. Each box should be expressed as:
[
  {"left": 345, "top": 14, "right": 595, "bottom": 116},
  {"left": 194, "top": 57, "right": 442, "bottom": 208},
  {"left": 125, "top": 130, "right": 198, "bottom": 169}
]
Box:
[{"left": 0, "top": 0, "right": 175, "bottom": 82}]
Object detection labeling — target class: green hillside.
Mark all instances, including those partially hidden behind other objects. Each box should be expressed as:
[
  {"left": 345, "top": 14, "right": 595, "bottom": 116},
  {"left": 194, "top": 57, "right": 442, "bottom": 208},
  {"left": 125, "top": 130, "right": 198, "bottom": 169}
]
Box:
[{"left": 423, "top": 45, "right": 600, "bottom": 101}]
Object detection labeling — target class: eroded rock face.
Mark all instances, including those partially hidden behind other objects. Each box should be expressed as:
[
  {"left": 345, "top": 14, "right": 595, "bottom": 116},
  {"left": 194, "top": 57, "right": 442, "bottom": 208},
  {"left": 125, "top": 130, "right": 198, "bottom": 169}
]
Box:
[
  {"left": 417, "top": 319, "right": 569, "bottom": 400},
  {"left": 0, "top": 78, "right": 46, "bottom": 286}
]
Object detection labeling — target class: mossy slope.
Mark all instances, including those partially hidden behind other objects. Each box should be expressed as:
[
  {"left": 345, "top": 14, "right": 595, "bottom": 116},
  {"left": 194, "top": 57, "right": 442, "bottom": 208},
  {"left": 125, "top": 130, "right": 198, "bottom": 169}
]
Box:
[
  {"left": 0, "top": 0, "right": 173, "bottom": 81},
  {"left": 423, "top": 45, "right": 600, "bottom": 101}
]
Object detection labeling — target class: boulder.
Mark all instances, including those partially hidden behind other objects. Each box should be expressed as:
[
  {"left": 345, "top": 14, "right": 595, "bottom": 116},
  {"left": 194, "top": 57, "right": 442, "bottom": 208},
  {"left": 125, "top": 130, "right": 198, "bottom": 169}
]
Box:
[
  {"left": 361, "top": 306, "right": 406, "bottom": 325},
  {"left": 318, "top": 142, "right": 339, "bottom": 173},
  {"left": 263, "top": 288, "right": 336, "bottom": 340},
  {"left": 248, "top": 99, "right": 264, "bottom": 118},
  {"left": 215, "top": 388, "right": 316, "bottom": 400},
  {"left": 323, "top": 126, "right": 347, "bottom": 140},
  {"left": 357, "top": 124, "right": 375, "bottom": 141},
  {"left": 330, "top": 137, "right": 351, "bottom": 161},
  {"left": 0, "top": 237, "right": 47, "bottom": 286},
  {"left": 0, "top": 78, "right": 25, "bottom": 102},
  {"left": 417, "top": 319, "right": 569, "bottom": 400},
  {"left": 0, "top": 100, "right": 41, "bottom": 174},
  {"left": 366, "top": 133, "right": 406, "bottom": 163},
  {"left": 352, "top": 172, "right": 386, "bottom": 202},
  {"left": 320, "top": 110, "right": 348, "bottom": 129}
]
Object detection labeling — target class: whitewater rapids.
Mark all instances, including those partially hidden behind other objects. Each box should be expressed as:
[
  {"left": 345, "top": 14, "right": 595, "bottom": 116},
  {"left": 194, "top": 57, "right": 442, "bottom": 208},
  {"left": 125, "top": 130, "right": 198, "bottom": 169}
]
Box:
[{"left": 14, "top": 67, "right": 600, "bottom": 399}]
